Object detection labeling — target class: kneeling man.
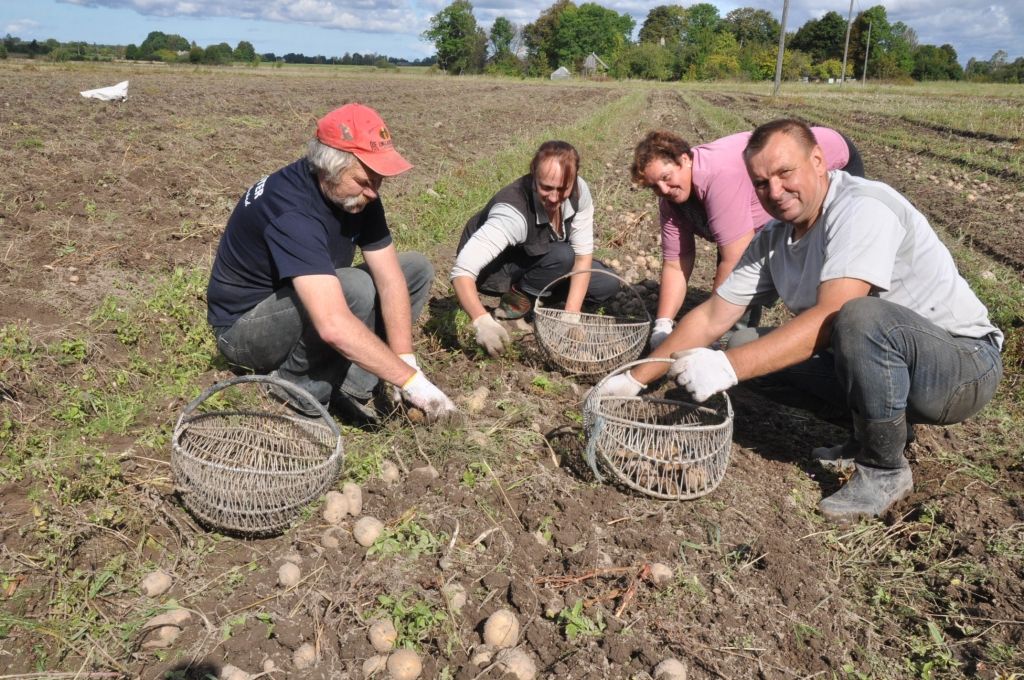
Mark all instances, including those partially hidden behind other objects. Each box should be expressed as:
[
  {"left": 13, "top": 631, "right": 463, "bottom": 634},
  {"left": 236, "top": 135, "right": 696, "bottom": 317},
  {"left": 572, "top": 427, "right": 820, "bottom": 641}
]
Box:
[
  {"left": 596, "top": 118, "right": 1003, "bottom": 522},
  {"left": 207, "top": 103, "right": 457, "bottom": 423}
]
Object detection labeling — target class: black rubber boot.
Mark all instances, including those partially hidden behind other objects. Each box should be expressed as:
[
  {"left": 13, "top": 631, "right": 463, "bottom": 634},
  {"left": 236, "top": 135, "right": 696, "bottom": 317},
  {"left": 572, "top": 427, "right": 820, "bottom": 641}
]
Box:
[
  {"left": 812, "top": 417, "right": 915, "bottom": 473},
  {"left": 818, "top": 413, "right": 914, "bottom": 522},
  {"left": 811, "top": 439, "right": 858, "bottom": 472}
]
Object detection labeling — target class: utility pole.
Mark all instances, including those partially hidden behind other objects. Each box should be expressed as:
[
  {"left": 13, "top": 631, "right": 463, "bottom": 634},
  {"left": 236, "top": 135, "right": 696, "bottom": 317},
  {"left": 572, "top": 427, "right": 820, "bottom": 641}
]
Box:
[
  {"left": 839, "top": 0, "right": 854, "bottom": 86},
  {"left": 772, "top": 0, "right": 790, "bottom": 96},
  {"left": 861, "top": 21, "right": 872, "bottom": 83}
]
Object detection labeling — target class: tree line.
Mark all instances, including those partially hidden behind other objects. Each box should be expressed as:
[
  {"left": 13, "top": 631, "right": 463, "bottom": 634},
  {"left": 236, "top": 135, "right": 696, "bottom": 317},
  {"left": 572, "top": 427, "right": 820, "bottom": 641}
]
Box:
[
  {"left": 0, "top": 32, "right": 435, "bottom": 68},
  {"left": 422, "top": 0, "right": 1024, "bottom": 83}
]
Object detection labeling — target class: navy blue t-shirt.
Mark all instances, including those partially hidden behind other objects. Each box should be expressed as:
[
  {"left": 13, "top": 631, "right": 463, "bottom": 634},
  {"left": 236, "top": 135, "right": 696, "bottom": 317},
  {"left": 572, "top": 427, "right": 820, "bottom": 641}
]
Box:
[{"left": 206, "top": 159, "right": 393, "bottom": 327}]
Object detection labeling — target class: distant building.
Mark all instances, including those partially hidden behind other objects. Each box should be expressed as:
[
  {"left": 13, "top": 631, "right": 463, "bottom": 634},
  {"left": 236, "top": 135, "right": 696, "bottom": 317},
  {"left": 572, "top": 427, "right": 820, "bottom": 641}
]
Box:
[
  {"left": 581, "top": 52, "right": 608, "bottom": 77},
  {"left": 550, "top": 66, "right": 570, "bottom": 80}
]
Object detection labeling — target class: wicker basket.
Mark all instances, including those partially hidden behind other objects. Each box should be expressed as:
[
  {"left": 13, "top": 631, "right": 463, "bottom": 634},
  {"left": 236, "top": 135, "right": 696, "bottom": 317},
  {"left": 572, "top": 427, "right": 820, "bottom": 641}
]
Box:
[
  {"left": 171, "top": 374, "right": 343, "bottom": 536},
  {"left": 583, "top": 358, "right": 733, "bottom": 500},
  {"left": 533, "top": 269, "right": 651, "bottom": 379}
]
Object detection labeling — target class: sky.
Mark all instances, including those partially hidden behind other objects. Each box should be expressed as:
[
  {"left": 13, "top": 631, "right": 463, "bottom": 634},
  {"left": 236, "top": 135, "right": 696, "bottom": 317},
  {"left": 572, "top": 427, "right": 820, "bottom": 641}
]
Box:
[{"left": 1, "top": 0, "right": 1021, "bottom": 65}]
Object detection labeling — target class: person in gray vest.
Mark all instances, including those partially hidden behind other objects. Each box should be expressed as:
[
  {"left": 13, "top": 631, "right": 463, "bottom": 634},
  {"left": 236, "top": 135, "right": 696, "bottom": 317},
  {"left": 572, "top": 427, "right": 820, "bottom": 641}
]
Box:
[
  {"left": 450, "top": 141, "right": 619, "bottom": 356},
  {"left": 593, "top": 118, "right": 1003, "bottom": 523}
]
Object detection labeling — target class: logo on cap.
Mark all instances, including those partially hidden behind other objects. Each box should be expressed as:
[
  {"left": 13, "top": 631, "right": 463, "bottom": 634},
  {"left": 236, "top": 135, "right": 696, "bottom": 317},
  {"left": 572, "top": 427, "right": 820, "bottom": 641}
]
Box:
[
  {"left": 341, "top": 124, "right": 354, "bottom": 141},
  {"left": 379, "top": 127, "right": 391, "bottom": 141}
]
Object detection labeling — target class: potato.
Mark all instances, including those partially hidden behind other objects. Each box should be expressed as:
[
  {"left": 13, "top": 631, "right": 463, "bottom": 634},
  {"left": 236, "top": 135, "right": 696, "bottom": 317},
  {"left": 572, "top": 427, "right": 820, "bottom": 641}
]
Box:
[
  {"left": 141, "top": 608, "right": 191, "bottom": 649},
  {"left": 380, "top": 460, "right": 401, "bottom": 484},
  {"left": 362, "top": 654, "right": 387, "bottom": 676},
  {"left": 292, "top": 643, "right": 316, "bottom": 670},
  {"left": 141, "top": 569, "right": 172, "bottom": 597},
  {"left": 278, "top": 562, "right": 301, "bottom": 588},
  {"left": 219, "top": 664, "right": 250, "bottom": 680},
  {"left": 411, "top": 465, "right": 438, "bottom": 479},
  {"left": 482, "top": 608, "right": 519, "bottom": 648},
  {"left": 649, "top": 563, "right": 673, "bottom": 588},
  {"left": 321, "top": 527, "right": 341, "bottom": 549},
  {"left": 684, "top": 466, "right": 709, "bottom": 490},
  {"left": 368, "top": 619, "right": 398, "bottom": 653},
  {"left": 654, "top": 658, "right": 687, "bottom": 680},
  {"left": 496, "top": 648, "right": 537, "bottom": 680},
  {"left": 442, "top": 583, "right": 467, "bottom": 613},
  {"left": 386, "top": 648, "right": 422, "bottom": 680},
  {"left": 470, "top": 645, "right": 494, "bottom": 666},
  {"left": 342, "top": 482, "right": 363, "bottom": 516},
  {"left": 353, "top": 516, "right": 384, "bottom": 547},
  {"left": 323, "top": 490, "right": 349, "bottom": 524}
]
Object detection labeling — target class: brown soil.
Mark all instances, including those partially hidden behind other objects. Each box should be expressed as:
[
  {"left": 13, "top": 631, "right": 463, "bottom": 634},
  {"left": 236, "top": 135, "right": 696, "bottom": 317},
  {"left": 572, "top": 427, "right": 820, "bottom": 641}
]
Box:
[{"left": 1, "top": 65, "right": 1021, "bottom": 679}]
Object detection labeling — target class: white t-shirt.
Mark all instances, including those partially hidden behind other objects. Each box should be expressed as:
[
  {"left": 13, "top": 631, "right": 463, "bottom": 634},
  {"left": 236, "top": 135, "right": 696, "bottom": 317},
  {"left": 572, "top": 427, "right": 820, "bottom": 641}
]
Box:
[{"left": 719, "top": 171, "right": 1002, "bottom": 347}]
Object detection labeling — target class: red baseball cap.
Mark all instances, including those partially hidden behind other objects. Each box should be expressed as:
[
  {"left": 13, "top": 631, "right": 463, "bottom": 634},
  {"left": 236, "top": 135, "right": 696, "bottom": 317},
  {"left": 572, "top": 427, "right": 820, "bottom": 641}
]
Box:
[{"left": 316, "top": 103, "right": 412, "bottom": 177}]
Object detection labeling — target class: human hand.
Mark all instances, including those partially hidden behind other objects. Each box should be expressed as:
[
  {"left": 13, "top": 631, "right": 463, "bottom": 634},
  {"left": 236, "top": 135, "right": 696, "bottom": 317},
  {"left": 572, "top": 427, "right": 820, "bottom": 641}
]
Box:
[
  {"left": 649, "top": 318, "right": 674, "bottom": 350},
  {"left": 389, "top": 354, "right": 420, "bottom": 403},
  {"left": 669, "top": 348, "right": 737, "bottom": 402},
  {"left": 473, "top": 314, "right": 511, "bottom": 357},
  {"left": 400, "top": 371, "right": 459, "bottom": 423},
  {"left": 591, "top": 370, "right": 645, "bottom": 399}
]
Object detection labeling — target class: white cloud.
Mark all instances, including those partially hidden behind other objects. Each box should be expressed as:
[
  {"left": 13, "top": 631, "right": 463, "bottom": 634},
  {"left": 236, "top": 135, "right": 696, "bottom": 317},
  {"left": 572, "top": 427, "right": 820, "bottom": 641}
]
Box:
[
  {"left": 4, "top": 18, "right": 42, "bottom": 34},
  {"left": 53, "top": 0, "right": 1024, "bottom": 62},
  {"left": 57, "top": 0, "right": 421, "bottom": 34}
]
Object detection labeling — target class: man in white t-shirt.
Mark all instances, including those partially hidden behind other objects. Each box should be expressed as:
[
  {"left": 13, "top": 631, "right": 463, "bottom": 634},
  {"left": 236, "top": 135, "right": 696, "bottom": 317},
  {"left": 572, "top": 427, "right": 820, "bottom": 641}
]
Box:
[{"left": 595, "top": 118, "right": 1003, "bottom": 522}]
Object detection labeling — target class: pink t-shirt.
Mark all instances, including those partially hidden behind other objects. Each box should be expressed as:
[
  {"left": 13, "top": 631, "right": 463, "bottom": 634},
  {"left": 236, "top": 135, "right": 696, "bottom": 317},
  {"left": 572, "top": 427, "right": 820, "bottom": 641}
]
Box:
[{"left": 660, "top": 127, "right": 850, "bottom": 261}]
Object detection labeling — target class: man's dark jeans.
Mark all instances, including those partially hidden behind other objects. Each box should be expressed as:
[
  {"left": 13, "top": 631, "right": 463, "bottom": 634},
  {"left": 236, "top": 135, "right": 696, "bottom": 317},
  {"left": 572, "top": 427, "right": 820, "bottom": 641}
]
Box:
[
  {"left": 729, "top": 297, "right": 1002, "bottom": 458},
  {"left": 213, "top": 252, "right": 433, "bottom": 406}
]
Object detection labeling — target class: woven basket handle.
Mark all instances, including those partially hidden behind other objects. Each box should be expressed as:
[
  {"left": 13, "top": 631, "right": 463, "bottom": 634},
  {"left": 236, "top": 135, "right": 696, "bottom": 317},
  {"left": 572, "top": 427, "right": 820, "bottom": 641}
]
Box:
[
  {"left": 533, "top": 268, "right": 651, "bottom": 322},
  {"left": 175, "top": 374, "right": 341, "bottom": 439}
]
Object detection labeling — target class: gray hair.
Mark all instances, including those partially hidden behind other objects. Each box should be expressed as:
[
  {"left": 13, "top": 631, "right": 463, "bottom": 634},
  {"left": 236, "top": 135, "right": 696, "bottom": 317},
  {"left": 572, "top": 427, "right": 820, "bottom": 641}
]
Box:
[{"left": 306, "top": 138, "right": 357, "bottom": 182}]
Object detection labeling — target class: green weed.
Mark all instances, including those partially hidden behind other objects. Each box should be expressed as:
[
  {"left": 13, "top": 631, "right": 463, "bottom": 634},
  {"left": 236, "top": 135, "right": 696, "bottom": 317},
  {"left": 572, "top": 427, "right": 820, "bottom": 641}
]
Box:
[
  {"left": 371, "top": 592, "right": 446, "bottom": 650},
  {"left": 556, "top": 599, "right": 605, "bottom": 641},
  {"left": 368, "top": 516, "right": 447, "bottom": 559}
]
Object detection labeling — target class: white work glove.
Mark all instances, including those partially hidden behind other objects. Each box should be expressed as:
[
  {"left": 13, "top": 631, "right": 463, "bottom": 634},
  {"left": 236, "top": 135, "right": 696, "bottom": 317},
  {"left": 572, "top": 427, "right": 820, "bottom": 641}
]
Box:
[
  {"left": 592, "top": 370, "right": 645, "bottom": 399},
  {"left": 389, "top": 354, "right": 420, "bottom": 404},
  {"left": 400, "top": 371, "right": 459, "bottom": 422},
  {"left": 649, "top": 318, "right": 674, "bottom": 349},
  {"left": 669, "top": 348, "right": 737, "bottom": 402},
  {"left": 473, "top": 314, "right": 511, "bottom": 357}
]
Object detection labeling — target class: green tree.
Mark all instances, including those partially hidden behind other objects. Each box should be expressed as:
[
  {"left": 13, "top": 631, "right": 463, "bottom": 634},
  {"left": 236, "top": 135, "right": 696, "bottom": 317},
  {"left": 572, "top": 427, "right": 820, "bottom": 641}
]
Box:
[
  {"left": 201, "top": 42, "right": 233, "bottom": 65},
  {"left": 850, "top": 6, "right": 913, "bottom": 80},
  {"left": 234, "top": 40, "right": 256, "bottom": 62},
  {"left": 524, "top": 0, "right": 575, "bottom": 71},
  {"left": 612, "top": 41, "right": 672, "bottom": 80},
  {"left": 0, "top": 44, "right": 7, "bottom": 60},
  {"left": 701, "top": 31, "right": 740, "bottom": 79},
  {"left": 816, "top": 58, "right": 844, "bottom": 79},
  {"left": 677, "top": 3, "right": 722, "bottom": 76},
  {"left": 638, "top": 5, "right": 686, "bottom": 48},
  {"left": 554, "top": 2, "right": 634, "bottom": 68},
  {"left": 723, "top": 7, "right": 779, "bottom": 47},
  {"left": 912, "top": 44, "right": 962, "bottom": 80},
  {"left": 489, "top": 16, "right": 515, "bottom": 57},
  {"left": 790, "top": 11, "right": 846, "bottom": 63},
  {"left": 139, "top": 31, "right": 189, "bottom": 59},
  {"left": 423, "top": 0, "right": 484, "bottom": 73}
]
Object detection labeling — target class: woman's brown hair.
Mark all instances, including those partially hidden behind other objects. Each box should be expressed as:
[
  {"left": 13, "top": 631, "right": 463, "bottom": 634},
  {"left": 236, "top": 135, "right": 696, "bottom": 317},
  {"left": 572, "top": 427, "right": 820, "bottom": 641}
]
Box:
[{"left": 630, "top": 130, "right": 692, "bottom": 185}]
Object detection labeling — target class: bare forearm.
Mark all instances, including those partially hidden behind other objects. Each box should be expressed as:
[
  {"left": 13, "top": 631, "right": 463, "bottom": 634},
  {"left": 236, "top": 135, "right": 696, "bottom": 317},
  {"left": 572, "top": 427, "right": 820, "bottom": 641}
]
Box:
[
  {"left": 727, "top": 309, "right": 830, "bottom": 381},
  {"left": 564, "top": 255, "right": 592, "bottom": 313},
  {"left": 375, "top": 276, "right": 414, "bottom": 355},
  {"left": 453, "top": 276, "right": 489, "bottom": 320}
]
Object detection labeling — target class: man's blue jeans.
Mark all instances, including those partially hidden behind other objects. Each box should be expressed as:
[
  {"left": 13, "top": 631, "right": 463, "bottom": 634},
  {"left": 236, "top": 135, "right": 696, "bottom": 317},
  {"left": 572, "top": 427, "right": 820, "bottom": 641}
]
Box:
[
  {"left": 729, "top": 297, "right": 1002, "bottom": 466},
  {"left": 213, "top": 252, "right": 434, "bottom": 406}
]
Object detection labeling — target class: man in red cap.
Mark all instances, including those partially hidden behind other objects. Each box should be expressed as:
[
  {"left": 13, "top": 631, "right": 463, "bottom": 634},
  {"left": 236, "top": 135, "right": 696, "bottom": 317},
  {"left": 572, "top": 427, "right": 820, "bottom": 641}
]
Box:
[{"left": 207, "top": 103, "right": 457, "bottom": 424}]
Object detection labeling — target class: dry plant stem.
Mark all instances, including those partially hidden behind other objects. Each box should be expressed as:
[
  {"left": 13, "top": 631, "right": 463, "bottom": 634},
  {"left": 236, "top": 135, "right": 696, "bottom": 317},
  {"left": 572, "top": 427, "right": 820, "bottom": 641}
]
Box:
[
  {"left": 533, "top": 565, "right": 636, "bottom": 589},
  {"left": 613, "top": 563, "right": 650, "bottom": 618},
  {"left": 478, "top": 459, "right": 528, "bottom": 531},
  {"left": 0, "top": 674, "right": 127, "bottom": 679}
]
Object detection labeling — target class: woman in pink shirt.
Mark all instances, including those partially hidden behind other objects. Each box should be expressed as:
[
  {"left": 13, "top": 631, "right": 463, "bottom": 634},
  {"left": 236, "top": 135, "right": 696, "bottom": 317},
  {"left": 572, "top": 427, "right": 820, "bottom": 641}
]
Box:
[{"left": 631, "top": 127, "right": 863, "bottom": 347}]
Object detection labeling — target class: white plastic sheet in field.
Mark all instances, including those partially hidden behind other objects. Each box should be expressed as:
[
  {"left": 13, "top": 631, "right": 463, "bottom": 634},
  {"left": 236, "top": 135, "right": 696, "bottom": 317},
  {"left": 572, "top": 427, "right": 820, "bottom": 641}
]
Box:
[{"left": 80, "top": 80, "right": 129, "bottom": 101}]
